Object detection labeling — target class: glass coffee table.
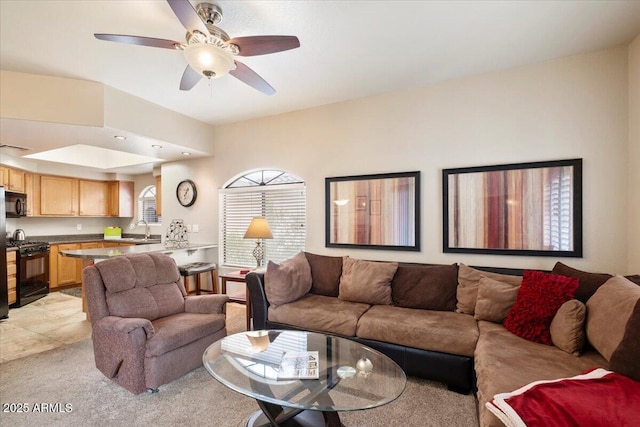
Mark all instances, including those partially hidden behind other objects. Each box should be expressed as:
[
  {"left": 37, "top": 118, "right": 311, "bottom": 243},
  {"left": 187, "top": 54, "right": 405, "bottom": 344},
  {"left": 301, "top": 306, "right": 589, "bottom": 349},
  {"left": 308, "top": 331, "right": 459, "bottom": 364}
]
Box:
[{"left": 203, "top": 330, "right": 406, "bottom": 427}]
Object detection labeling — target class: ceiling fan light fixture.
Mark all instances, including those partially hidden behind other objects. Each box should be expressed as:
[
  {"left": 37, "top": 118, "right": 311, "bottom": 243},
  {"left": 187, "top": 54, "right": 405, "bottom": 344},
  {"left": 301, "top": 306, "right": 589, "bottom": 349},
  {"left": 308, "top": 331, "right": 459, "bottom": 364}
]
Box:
[{"left": 183, "top": 42, "right": 235, "bottom": 78}]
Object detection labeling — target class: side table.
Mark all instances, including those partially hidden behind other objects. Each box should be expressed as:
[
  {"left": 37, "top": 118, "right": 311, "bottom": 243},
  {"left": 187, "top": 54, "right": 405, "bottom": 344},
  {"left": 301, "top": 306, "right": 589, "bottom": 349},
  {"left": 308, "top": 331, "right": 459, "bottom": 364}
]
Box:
[{"left": 220, "top": 270, "right": 251, "bottom": 331}]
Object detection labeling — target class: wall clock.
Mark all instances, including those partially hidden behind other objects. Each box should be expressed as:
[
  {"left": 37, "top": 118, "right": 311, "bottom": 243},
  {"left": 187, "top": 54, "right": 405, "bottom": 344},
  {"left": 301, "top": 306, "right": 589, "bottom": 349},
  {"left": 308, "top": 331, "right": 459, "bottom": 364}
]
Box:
[{"left": 176, "top": 179, "right": 197, "bottom": 207}]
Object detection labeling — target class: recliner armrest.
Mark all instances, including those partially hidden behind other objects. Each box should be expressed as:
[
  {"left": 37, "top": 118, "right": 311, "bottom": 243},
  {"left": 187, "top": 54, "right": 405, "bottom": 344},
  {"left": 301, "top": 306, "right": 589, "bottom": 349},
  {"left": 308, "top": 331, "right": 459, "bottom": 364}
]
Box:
[
  {"left": 185, "top": 294, "right": 229, "bottom": 314},
  {"left": 95, "top": 316, "right": 155, "bottom": 339}
]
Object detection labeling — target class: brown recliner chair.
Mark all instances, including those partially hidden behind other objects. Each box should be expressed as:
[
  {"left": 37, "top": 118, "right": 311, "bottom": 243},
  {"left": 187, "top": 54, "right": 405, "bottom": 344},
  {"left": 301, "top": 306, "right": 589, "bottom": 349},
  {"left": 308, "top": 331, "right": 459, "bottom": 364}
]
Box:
[{"left": 83, "top": 253, "right": 228, "bottom": 394}]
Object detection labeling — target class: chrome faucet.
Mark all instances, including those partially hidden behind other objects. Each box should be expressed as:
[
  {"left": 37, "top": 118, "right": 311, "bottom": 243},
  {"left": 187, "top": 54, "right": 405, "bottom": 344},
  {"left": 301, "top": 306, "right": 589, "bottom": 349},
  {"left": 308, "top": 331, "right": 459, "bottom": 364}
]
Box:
[{"left": 131, "top": 220, "right": 151, "bottom": 240}]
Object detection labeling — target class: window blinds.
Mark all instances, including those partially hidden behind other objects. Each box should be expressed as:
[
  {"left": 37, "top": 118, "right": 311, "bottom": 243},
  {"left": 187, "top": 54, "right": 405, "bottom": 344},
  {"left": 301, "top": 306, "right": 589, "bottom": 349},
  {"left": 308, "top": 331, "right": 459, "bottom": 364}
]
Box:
[{"left": 221, "top": 184, "right": 306, "bottom": 267}]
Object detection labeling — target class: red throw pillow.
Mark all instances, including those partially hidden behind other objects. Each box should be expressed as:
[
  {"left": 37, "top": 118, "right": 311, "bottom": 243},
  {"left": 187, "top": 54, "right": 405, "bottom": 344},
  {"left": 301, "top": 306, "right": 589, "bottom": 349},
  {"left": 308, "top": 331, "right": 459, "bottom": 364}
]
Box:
[{"left": 504, "top": 270, "right": 578, "bottom": 345}]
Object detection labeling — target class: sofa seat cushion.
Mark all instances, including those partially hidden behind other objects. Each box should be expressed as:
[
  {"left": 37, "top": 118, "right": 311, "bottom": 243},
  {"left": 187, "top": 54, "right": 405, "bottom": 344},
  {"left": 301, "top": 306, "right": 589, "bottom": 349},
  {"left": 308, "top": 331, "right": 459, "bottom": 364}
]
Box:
[
  {"left": 145, "top": 312, "right": 226, "bottom": 357},
  {"left": 356, "top": 305, "right": 479, "bottom": 357},
  {"left": 475, "top": 320, "right": 608, "bottom": 427},
  {"left": 268, "top": 294, "right": 371, "bottom": 337}
]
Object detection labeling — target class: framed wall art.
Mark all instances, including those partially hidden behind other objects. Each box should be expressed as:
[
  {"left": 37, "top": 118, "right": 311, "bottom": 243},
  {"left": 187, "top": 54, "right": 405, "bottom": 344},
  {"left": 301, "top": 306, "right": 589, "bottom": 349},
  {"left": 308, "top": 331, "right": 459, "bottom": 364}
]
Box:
[
  {"left": 442, "top": 159, "right": 582, "bottom": 257},
  {"left": 326, "top": 171, "right": 420, "bottom": 251}
]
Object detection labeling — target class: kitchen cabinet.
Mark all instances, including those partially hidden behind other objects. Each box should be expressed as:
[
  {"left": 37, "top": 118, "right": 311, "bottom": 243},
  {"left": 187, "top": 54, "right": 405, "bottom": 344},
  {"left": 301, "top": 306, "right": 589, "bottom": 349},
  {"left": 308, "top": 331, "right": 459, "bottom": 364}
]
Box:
[
  {"left": 24, "top": 172, "right": 34, "bottom": 216},
  {"left": 50, "top": 243, "right": 82, "bottom": 288},
  {"left": 79, "top": 179, "right": 109, "bottom": 216},
  {"left": 7, "top": 251, "right": 17, "bottom": 305},
  {"left": 40, "top": 175, "right": 78, "bottom": 216},
  {"left": 109, "top": 180, "right": 134, "bottom": 217},
  {"left": 0, "top": 166, "right": 26, "bottom": 193},
  {"left": 155, "top": 175, "right": 162, "bottom": 216},
  {"left": 34, "top": 174, "right": 133, "bottom": 218},
  {"left": 49, "top": 241, "right": 138, "bottom": 288}
]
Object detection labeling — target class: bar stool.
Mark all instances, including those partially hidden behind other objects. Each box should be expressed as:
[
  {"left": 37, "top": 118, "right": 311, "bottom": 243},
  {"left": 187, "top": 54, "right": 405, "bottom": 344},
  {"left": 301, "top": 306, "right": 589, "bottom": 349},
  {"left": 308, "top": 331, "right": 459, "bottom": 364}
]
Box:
[{"left": 178, "top": 262, "right": 218, "bottom": 296}]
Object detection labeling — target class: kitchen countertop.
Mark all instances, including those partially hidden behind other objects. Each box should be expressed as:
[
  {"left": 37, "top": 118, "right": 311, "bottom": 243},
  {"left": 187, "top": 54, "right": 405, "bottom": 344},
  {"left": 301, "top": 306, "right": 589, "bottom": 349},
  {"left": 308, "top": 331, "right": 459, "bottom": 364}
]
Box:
[
  {"left": 60, "top": 242, "right": 218, "bottom": 259},
  {"left": 26, "top": 234, "right": 162, "bottom": 245}
]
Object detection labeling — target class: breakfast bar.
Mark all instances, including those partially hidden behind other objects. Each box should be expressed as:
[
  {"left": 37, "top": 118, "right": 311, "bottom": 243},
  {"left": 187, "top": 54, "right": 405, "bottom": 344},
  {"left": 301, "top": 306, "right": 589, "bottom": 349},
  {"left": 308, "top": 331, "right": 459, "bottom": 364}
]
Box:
[{"left": 61, "top": 243, "right": 218, "bottom": 315}]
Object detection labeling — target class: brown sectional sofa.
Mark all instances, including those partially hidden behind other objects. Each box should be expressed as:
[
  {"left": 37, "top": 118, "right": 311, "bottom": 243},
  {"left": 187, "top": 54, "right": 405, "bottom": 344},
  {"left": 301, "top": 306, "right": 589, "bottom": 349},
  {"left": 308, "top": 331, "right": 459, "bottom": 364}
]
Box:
[{"left": 246, "top": 253, "right": 640, "bottom": 426}]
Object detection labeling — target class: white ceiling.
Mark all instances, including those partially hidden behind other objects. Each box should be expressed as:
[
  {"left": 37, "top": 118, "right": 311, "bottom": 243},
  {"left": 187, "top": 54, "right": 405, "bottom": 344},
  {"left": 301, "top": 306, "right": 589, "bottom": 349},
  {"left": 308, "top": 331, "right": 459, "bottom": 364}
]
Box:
[{"left": 1, "top": 0, "right": 640, "bottom": 174}]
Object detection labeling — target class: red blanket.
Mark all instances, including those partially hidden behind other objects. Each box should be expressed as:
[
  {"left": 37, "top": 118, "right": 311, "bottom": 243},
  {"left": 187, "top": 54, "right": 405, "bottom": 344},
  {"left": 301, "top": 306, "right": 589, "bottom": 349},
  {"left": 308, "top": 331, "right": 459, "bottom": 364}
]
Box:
[{"left": 486, "top": 368, "right": 640, "bottom": 427}]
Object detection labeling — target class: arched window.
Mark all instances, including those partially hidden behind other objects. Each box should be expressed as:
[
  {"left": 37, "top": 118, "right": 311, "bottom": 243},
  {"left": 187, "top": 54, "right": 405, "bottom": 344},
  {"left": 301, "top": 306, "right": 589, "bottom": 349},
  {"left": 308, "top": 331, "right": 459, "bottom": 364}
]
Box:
[
  {"left": 220, "top": 169, "right": 306, "bottom": 267},
  {"left": 138, "top": 185, "right": 161, "bottom": 225}
]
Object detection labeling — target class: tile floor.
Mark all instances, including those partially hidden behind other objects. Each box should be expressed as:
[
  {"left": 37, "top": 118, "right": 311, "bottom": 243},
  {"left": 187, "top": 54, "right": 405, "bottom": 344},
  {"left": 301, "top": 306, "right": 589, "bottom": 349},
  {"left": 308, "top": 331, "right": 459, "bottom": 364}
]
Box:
[{"left": 0, "top": 291, "right": 91, "bottom": 363}]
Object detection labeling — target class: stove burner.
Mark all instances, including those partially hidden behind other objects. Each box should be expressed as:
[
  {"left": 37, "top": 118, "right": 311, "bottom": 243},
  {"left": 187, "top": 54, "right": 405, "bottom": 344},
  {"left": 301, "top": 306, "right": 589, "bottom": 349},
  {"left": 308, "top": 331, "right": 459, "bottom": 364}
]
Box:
[{"left": 7, "top": 240, "right": 50, "bottom": 255}]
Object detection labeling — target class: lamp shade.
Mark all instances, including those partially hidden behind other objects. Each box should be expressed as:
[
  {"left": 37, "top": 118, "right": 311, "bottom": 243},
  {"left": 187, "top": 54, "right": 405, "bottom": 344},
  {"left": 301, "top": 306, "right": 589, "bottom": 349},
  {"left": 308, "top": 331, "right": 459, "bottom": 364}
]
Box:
[{"left": 244, "top": 217, "right": 273, "bottom": 239}]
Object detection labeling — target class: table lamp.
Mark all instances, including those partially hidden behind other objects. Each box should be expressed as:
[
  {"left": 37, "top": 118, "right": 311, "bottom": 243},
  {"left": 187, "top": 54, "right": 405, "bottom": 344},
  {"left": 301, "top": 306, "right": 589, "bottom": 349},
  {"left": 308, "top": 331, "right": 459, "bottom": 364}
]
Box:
[{"left": 244, "top": 217, "right": 273, "bottom": 267}]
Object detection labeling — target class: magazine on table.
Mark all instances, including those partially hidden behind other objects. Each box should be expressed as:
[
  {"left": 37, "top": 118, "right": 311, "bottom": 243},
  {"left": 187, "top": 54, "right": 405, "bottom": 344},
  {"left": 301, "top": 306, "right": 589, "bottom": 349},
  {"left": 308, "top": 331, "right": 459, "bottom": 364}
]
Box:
[{"left": 277, "top": 351, "right": 319, "bottom": 379}]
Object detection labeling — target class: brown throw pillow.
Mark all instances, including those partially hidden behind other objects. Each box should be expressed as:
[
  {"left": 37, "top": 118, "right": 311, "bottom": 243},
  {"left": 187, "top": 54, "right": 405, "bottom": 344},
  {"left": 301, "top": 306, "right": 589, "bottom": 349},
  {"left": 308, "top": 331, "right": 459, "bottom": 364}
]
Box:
[
  {"left": 265, "top": 252, "right": 312, "bottom": 307},
  {"left": 456, "top": 264, "right": 523, "bottom": 315},
  {"left": 473, "top": 277, "right": 520, "bottom": 323},
  {"left": 550, "top": 299, "right": 586, "bottom": 356},
  {"left": 304, "top": 252, "right": 344, "bottom": 297},
  {"left": 392, "top": 264, "right": 458, "bottom": 311},
  {"left": 586, "top": 275, "right": 640, "bottom": 381},
  {"left": 551, "top": 262, "right": 612, "bottom": 303},
  {"left": 339, "top": 258, "right": 398, "bottom": 305}
]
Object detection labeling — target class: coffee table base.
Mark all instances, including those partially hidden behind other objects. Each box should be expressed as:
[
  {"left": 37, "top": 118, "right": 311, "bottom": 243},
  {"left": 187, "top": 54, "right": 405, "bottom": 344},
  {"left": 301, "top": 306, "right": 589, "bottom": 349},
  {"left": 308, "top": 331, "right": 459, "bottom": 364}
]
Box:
[{"left": 247, "top": 402, "right": 344, "bottom": 427}]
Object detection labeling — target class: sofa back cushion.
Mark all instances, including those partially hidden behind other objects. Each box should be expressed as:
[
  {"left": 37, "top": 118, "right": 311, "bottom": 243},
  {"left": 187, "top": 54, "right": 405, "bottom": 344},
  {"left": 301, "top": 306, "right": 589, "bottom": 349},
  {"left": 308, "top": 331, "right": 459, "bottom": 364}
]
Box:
[
  {"left": 265, "top": 252, "right": 312, "bottom": 307},
  {"left": 339, "top": 258, "right": 398, "bottom": 305},
  {"left": 551, "top": 262, "right": 612, "bottom": 303},
  {"left": 552, "top": 262, "right": 640, "bottom": 302},
  {"left": 391, "top": 264, "right": 458, "bottom": 311},
  {"left": 456, "top": 264, "right": 523, "bottom": 315},
  {"left": 96, "top": 253, "right": 185, "bottom": 321},
  {"left": 586, "top": 275, "right": 640, "bottom": 381},
  {"left": 473, "top": 277, "right": 520, "bottom": 323},
  {"left": 304, "top": 252, "right": 343, "bottom": 297}
]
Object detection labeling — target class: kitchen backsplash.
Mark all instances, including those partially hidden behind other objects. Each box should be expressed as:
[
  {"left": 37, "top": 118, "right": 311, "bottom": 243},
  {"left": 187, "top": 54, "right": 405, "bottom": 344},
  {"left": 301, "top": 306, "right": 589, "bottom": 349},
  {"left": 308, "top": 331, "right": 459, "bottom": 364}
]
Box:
[{"left": 5, "top": 216, "right": 157, "bottom": 240}]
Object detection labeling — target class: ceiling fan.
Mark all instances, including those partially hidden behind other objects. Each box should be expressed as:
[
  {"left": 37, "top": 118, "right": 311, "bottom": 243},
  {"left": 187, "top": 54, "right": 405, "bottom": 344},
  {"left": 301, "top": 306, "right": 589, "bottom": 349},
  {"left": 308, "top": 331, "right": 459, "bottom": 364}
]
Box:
[{"left": 95, "top": 0, "right": 300, "bottom": 95}]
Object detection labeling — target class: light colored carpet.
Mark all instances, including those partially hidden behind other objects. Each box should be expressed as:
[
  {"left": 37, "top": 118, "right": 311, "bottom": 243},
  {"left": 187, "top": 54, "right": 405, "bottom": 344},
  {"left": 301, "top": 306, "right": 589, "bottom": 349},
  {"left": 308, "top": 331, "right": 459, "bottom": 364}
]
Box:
[{"left": 0, "top": 304, "right": 479, "bottom": 427}]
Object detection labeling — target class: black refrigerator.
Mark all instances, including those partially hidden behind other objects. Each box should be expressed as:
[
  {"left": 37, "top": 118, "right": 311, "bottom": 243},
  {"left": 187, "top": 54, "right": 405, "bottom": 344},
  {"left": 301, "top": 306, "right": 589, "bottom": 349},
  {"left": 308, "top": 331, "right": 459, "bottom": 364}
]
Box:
[{"left": 0, "top": 186, "right": 8, "bottom": 319}]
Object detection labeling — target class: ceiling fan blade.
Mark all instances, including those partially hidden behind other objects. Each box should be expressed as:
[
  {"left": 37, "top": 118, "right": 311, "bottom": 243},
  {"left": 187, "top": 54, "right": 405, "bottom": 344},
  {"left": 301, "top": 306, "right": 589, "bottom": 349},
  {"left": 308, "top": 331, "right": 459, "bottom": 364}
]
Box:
[
  {"left": 228, "top": 36, "right": 300, "bottom": 56},
  {"left": 229, "top": 61, "right": 276, "bottom": 95},
  {"left": 94, "top": 34, "right": 182, "bottom": 50},
  {"left": 179, "top": 65, "right": 202, "bottom": 91},
  {"left": 166, "top": 0, "right": 208, "bottom": 35}
]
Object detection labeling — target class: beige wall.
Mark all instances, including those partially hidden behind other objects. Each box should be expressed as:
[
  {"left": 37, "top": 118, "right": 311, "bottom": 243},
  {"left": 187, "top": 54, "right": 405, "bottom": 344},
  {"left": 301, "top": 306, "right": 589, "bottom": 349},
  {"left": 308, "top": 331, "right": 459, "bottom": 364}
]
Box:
[
  {"left": 0, "top": 71, "right": 104, "bottom": 126},
  {"left": 629, "top": 35, "right": 640, "bottom": 272},
  {"left": 208, "top": 46, "right": 631, "bottom": 273}
]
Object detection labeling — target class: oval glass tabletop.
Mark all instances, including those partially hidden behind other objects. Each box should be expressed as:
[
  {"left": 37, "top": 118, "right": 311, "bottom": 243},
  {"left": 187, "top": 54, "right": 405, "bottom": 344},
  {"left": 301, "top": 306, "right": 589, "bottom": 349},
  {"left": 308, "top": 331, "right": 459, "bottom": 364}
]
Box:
[{"left": 203, "top": 330, "right": 406, "bottom": 413}]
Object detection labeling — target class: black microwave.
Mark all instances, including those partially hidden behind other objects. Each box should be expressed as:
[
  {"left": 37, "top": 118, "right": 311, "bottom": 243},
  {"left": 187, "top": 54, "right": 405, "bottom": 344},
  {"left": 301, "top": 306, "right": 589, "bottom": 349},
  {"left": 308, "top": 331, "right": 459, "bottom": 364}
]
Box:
[{"left": 5, "top": 191, "right": 27, "bottom": 217}]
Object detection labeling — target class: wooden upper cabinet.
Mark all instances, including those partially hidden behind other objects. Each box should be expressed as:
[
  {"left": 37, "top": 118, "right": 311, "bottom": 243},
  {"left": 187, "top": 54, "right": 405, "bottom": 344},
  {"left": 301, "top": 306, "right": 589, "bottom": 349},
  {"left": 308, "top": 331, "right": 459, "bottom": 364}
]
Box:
[
  {"left": 109, "top": 180, "right": 134, "bottom": 217},
  {"left": 24, "top": 172, "right": 34, "bottom": 216},
  {"left": 5, "top": 170, "right": 138, "bottom": 218},
  {"left": 155, "top": 175, "right": 162, "bottom": 216},
  {"left": 40, "top": 175, "right": 79, "bottom": 216},
  {"left": 0, "top": 166, "right": 26, "bottom": 193},
  {"left": 8, "top": 168, "right": 25, "bottom": 192},
  {"left": 79, "top": 179, "right": 109, "bottom": 216},
  {"left": 0, "top": 166, "right": 8, "bottom": 187}
]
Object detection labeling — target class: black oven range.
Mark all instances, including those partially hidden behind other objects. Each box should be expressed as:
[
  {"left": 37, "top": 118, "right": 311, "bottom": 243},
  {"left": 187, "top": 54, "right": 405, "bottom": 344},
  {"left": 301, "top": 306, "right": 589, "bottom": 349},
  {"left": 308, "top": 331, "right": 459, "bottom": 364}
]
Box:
[{"left": 6, "top": 240, "right": 50, "bottom": 307}]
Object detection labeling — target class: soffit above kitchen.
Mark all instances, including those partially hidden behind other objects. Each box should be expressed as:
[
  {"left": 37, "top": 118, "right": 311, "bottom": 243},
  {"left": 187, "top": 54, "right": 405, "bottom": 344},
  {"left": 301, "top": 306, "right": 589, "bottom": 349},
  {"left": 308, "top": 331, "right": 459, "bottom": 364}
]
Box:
[{"left": 0, "top": 71, "right": 214, "bottom": 175}]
